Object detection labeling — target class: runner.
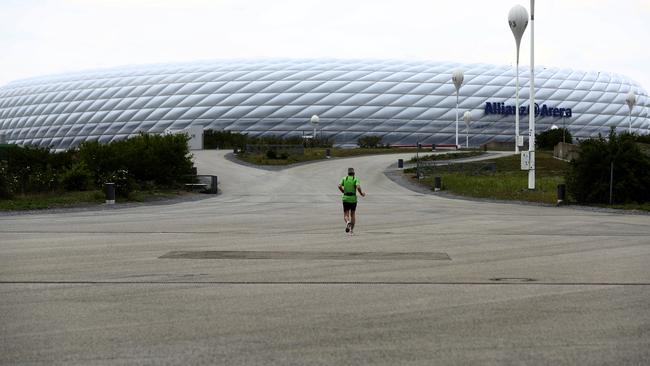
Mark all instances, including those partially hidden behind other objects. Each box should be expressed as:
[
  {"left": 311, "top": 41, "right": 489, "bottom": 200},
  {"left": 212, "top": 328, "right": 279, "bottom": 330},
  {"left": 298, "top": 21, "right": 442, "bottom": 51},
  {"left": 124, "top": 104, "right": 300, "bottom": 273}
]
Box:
[{"left": 338, "top": 167, "right": 366, "bottom": 235}]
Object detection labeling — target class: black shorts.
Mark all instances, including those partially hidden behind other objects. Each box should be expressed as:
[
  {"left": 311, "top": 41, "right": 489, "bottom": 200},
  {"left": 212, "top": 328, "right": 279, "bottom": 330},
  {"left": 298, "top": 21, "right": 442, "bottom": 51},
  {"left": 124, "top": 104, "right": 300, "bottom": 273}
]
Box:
[{"left": 342, "top": 202, "right": 357, "bottom": 212}]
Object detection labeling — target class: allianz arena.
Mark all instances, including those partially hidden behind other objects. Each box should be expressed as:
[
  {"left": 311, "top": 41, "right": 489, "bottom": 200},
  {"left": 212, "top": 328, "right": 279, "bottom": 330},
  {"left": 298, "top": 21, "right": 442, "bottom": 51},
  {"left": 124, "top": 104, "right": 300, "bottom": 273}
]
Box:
[{"left": 0, "top": 59, "right": 648, "bottom": 150}]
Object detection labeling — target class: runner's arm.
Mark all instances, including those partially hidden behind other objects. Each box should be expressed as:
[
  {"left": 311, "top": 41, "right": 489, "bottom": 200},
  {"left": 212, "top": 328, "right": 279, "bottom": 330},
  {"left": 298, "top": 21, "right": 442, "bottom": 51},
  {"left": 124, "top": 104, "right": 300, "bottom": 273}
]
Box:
[
  {"left": 357, "top": 185, "right": 366, "bottom": 197},
  {"left": 338, "top": 183, "right": 345, "bottom": 193}
]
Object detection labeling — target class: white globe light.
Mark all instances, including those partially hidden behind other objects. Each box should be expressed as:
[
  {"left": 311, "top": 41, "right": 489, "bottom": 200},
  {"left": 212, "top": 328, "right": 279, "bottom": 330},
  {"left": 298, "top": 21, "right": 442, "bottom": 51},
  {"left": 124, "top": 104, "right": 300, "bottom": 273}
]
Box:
[
  {"left": 508, "top": 5, "right": 529, "bottom": 59},
  {"left": 626, "top": 90, "right": 636, "bottom": 111},
  {"left": 550, "top": 125, "right": 559, "bottom": 130},
  {"left": 452, "top": 70, "right": 464, "bottom": 92},
  {"left": 463, "top": 111, "right": 471, "bottom": 126},
  {"left": 310, "top": 114, "right": 320, "bottom": 125}
]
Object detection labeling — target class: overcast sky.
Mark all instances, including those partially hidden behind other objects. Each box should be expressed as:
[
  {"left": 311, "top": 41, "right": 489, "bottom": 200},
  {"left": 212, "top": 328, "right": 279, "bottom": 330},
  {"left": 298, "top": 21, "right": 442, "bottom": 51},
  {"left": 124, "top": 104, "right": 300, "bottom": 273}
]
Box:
[{"left": 1, "top": 0, "right": 648, "bottom": 91}]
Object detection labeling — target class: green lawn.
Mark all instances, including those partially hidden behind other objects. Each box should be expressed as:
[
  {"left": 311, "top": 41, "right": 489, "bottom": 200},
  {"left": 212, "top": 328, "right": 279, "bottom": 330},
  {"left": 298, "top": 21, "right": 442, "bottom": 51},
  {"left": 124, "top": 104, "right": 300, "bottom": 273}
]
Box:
[
  {"left": 408, "top": 150, "right": 485, "bottom": 163},
  {"left": 237, "top": 147, "right": 425, "bottom": 165},
  {"left": 408, "top": 151, "right": 570, "bottom": 204},
  {"left": 0, "top": 189, "right": 188, "bottom": 211}
]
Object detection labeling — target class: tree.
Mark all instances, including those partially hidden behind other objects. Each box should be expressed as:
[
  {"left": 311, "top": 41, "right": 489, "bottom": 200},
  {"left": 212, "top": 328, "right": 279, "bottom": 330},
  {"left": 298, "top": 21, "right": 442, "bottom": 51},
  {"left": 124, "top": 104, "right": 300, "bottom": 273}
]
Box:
[
  {"left": 536, "top": 128, "right": 572, "bottom": 150},
  {"left": 566, "top": 129, "right": 650, "bottom": 204}
]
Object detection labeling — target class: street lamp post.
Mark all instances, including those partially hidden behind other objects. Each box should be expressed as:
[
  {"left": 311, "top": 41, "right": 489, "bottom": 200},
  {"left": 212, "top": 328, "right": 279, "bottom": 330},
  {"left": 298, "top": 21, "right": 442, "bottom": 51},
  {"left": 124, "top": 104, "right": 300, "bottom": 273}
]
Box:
[
  {"left": 452, "top": 70, "right": 464, "bottom": 148},
  {"left": 310, "top": 114, "right": 319, "bottom": 142},
  {"left": 463, "top": 111, "right": 471, "bottom": 148},
  {"left": 528, "top": 0, "right": 536, "bottom": 190},
  {"left": 625, "top": 91, "right": 636, "bottom": 134},
  {"left": 508, "top": 4, "right": 529, "bottom": 154}
]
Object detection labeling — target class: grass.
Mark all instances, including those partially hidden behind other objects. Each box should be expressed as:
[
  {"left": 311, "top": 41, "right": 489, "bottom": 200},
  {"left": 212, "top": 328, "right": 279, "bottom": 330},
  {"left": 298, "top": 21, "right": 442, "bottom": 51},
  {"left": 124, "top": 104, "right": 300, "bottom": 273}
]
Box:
[
  {"left": 0, "top": 190, "right": 105, "bottom": 210},
  {"left": 237, "top": 147, "right": 423, "bottom": 165},
  {"left": 408, "top": 151, "right": 570, "bottom": 204},
  {"left": 0, "top": 189, "right": 189, "bottom": 211},
  {"left": 408, "top": 150, "right": 485, "bottom": 163}
]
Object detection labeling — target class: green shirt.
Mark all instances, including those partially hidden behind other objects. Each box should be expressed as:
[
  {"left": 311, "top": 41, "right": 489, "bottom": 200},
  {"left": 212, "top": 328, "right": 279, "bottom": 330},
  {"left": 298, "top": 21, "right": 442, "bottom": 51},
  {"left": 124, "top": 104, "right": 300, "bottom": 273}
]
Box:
[{"left": 340, "top": 176, "right": 360, "bottom": 203}]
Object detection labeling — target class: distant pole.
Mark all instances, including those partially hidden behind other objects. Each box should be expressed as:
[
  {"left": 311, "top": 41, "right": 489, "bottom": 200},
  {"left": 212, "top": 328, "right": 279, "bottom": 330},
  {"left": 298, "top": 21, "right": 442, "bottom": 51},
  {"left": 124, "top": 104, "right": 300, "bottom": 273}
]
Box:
[
  {"left": 609, "top": 161, "right": 614, "bottom": 205},
  {"left": 625, "top": 91, "right": 636, "bottom": 134},
  {"left": 508, "top": 5, "right": 529, "bottom": 154},
  {"left": 463, "top": 111, "right": 472, "bottom": 148},
  {"left": 310, "top": 114, "right": 319, "bottom": 144},
  {"left": 452, "top": 70, "right": 464, "bottom": 148},
  {"left": 528, "top": 0, "right": 536, "bottom": 190}
]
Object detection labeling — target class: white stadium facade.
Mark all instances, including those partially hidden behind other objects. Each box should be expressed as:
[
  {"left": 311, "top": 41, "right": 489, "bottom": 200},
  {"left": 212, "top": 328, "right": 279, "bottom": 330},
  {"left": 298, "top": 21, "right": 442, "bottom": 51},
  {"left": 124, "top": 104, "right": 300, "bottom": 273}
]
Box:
[{"left": 0, "top": 59, "right": 648, "bottom": 150}]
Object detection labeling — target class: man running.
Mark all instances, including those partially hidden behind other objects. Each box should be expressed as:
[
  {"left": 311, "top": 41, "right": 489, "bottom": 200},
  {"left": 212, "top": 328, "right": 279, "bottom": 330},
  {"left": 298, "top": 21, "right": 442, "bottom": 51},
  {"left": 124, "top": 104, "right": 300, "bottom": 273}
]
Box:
[{"left": 338, "top": 167, "right": 366, "bottom": 234}]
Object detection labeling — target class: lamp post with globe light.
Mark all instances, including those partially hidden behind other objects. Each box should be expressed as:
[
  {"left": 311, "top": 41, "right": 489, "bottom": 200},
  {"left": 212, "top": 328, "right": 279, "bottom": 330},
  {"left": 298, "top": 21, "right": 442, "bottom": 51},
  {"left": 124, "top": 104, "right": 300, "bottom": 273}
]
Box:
[
  {"left": 464, "top": 111, "right": 471, "bottom": 148},
  {"left": 626, "top": 91, "right": 636, "bottom": 134},
  {"left": 310, "top": 114, "right": 319, "bottom": 141},
  {"left": 527, "top": 0, "right": 536, "bottom": 190},
  {"left": 452, "top": 70, "right": 464, "bottom": 148},
  {"left": 508, "top": 4, "right": 528, "bottom": 154}
]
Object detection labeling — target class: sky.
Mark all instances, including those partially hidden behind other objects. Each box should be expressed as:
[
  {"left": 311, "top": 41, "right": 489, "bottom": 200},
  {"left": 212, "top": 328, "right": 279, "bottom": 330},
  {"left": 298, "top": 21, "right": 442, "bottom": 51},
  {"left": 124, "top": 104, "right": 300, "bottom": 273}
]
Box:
[{"left": 1, "top": 0, "right": 649, "bottom": 90}]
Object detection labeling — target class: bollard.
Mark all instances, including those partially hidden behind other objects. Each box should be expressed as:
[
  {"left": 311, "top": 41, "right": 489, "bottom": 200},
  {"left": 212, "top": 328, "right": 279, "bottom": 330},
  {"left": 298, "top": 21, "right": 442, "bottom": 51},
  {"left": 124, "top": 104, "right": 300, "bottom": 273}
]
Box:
[
  {"left": 397, "top": 159, "right": 404, "bottom": 169},
  {"left": 434, "top": 176, "right": 442, "bottom": 192},
  {"left": 326, "top": 148, "right": 331, "bottom": 159},
  {"left": 105, "top": 182, "right": 115, "bottom": 204},
  {"left": 557, "top": 183, "right": 566, "bottom": 205},
  {"left": 210, "top": 175, "right": 218, "bottom": 194},
  {"left": 233, "top": 147, "right": 238, "bottom": 154}
]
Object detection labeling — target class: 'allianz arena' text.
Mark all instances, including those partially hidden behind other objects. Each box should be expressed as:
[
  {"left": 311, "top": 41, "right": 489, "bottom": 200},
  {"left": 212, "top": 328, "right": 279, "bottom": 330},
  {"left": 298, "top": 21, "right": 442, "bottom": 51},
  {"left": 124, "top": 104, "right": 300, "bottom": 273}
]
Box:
[{"left": 0, "top": 59, "right": 648, "bottom": 150}]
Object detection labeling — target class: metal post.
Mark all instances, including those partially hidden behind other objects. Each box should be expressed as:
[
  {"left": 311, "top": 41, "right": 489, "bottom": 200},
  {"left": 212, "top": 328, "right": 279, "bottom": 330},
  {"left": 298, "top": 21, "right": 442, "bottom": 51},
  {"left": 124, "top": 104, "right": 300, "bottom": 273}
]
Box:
[
  {"left": 609, "top": 161, "right": 614, "bottom": 205},
  {"left": 528, "top": 0, "right": 536, "bottom": 190},
  {"left": 557, "top": 183, "right": 566, "bottom": 205},
  {"left": 455, "top": 92, "right": 459, "bottom": 148},
  {"left": 210, "top": 175, "right": 218, "bottom": 194},
  {"left": 629, "top": 109, "right": 632, "bottom": 134},
  {"left": 434, "top": 176, "right": 442, "bottom": 191},
  {"left": 416, "top": 142, "right": 420, "bottom": 179},
  {"left": 515, "top": 62, "right": 520, "bottom": 153}
]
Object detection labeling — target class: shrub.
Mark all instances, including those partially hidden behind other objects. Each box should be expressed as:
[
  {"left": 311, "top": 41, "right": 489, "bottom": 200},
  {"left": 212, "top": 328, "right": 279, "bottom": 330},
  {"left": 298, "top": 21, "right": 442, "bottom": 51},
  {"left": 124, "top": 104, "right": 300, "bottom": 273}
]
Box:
[
  {"left": 60, "top": 162, "right": 93, "bottom": 191},
  {"left": 358, "top": 135, "right": 385, "bottom": 148},
  {"left": 266, "top": 150, "right": 277, "bottom": 159},
  {"left": 536, "top": 128, "right": 572, "bottom": 149},
  {"left": 566, "top": 129, "right": 650, "bottom": 204},
  {"left": 4, "top": 145, "right": 64, "bottom": 194},
  {"left": 78, "top": 133, "right": 194, "bottom": 188},
  {"left": 0, "top": 162, "right": 12, "bottom": 199},
  {"left": 635, "top": 134, "right": 650, "bottom": 144},
  {"left": 203, "top": 130, "right": 249, "bottom": 149}
]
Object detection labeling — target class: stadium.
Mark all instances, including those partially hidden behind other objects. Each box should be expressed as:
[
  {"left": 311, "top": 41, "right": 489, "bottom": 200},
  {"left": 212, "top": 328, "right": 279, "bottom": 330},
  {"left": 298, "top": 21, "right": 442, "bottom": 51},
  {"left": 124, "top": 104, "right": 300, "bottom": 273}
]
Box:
[{"left": 0, "top": 59, "right": 648, "bottom": 150}]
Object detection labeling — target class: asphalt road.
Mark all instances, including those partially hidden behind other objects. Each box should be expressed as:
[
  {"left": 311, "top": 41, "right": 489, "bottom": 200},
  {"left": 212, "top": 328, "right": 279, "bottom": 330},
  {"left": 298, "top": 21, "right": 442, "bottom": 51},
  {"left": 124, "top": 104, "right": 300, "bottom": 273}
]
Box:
[{"left": 1, "top": 150, "right": 649, "bottom": 365}]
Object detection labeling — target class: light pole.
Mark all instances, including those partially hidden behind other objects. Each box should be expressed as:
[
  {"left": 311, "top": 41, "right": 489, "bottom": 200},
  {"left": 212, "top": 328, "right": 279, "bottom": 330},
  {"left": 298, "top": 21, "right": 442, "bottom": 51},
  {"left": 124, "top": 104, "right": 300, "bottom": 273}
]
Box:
[
  {"left": 310, "top": 114, "right": 319, "bottom": 142},
  {"left": 508, "top": 4, "right": 528, "bottom": 154},
  {"left": 452, "top": 70, "right": 464, "bottom": 148},
  {"left": 625, "top": 91, "right": 636, "bottom": 134},
  {"left": 528, "top": 0, "right": 536, "bottom": 190},
  {"left": 463, "top": 111, "right": 471, "bottom": 148}
]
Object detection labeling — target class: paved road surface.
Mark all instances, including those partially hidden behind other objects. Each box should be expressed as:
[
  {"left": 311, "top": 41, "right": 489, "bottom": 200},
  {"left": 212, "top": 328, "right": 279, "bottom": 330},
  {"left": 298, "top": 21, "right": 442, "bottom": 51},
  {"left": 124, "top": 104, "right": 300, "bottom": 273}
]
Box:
[{"left": 1, "top": 150, "right": 649, "bottom": 365}]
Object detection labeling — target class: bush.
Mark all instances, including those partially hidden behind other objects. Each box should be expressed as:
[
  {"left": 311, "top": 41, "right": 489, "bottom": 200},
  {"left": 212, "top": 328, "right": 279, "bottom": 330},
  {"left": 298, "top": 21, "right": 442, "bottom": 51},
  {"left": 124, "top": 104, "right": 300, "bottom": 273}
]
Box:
[
  {"left": 536, "top": 128, "right": 572, "bottom": 149},
  {"left": 0, "top": 162, "right": 12, "bottom": 199},
  {"left": 266, "top": 150, "right": 278, "bottom": 159},
  {"left": 78, "top": 133, "right": 194, "bottom": 188},
  {"left": 566, "top": 129, "right": 650, "bottom": 204},
  {"left": 3, "top": 145, "right": 67, "bottom": 194},
  {"left": 634, "top": 134, "right": 650, "bottom": 144},
  {"left": 358, "top": 135, "right": 385, "bottom": 148},
  {"left": 204, "top": 130, "right": 249, "bottom": 149},
  {"left": 60, "top": 162, "right": 93, "bottom": 191}
]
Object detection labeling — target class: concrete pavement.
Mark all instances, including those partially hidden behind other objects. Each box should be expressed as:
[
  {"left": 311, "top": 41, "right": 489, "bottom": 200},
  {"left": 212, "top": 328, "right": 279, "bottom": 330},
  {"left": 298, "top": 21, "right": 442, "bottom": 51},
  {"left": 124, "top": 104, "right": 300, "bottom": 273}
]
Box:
[{"left": 1, "top": 150, "right": 649, "bottom": 365}]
